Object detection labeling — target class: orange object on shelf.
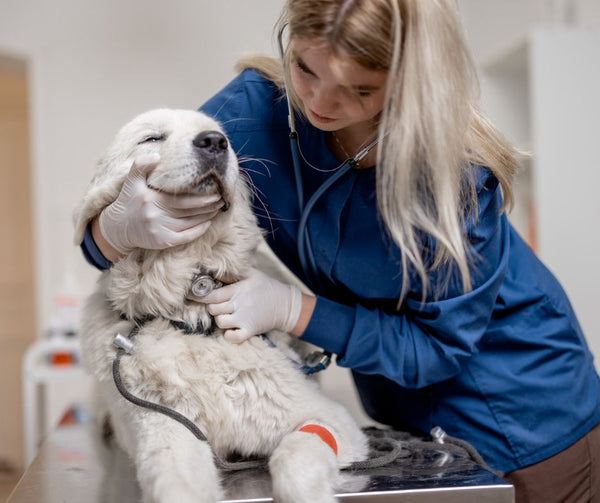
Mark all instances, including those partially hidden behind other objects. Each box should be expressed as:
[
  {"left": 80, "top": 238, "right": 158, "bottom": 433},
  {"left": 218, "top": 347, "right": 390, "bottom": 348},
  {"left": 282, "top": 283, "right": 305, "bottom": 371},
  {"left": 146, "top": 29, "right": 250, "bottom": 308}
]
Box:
[{"left": 50, "top": 352, "right": 75, "bottom": 365}]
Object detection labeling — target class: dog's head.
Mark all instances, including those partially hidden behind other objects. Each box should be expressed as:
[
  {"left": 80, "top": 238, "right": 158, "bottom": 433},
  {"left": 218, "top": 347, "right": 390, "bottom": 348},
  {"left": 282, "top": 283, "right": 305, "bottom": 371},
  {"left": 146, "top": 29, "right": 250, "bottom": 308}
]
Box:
[
  {"left": 74, "top": 108, "right": 239, "bottom": 244},
  {"left": 75, "top": 109, "right": 261, "bottom": 323}
]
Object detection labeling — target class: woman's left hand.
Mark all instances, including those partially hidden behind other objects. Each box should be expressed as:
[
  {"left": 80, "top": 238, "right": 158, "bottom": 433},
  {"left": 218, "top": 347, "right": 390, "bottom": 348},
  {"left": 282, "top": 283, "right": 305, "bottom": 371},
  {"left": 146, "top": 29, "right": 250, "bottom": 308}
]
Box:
[{"left": 191, "top": 268, "right": 303, "bottom": 343}]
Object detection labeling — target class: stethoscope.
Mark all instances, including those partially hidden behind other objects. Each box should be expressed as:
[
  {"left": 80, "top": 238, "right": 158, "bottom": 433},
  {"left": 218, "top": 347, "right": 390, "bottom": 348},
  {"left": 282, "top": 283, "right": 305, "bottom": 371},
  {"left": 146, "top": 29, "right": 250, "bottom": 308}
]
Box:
[{"left": 277, "top": 24, "right": 382, "bottom": 290}]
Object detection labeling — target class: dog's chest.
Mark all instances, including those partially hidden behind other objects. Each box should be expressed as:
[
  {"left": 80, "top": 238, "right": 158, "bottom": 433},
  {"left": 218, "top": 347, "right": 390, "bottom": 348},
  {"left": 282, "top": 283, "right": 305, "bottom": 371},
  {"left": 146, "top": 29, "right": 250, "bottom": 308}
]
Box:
[{"left": 122, "top": 326, "right": 309, "bottom": 453}]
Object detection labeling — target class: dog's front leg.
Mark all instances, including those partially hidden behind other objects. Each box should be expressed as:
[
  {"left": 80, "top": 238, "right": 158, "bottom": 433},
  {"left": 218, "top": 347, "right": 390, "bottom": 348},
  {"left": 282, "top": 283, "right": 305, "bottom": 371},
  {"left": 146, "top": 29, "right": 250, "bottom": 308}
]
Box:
[
  {"left": 269, "top": 428, "right": 340, "bottom": 503},
  {"left": 134, "top": 411, "right": 221, "bottom": 503}
]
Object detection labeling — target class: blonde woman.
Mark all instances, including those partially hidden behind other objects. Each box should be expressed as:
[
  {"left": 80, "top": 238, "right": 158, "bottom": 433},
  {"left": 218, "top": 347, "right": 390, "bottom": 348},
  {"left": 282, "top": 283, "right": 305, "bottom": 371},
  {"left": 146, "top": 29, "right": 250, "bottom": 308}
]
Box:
[{"left": 82, "top": 1, "right": 600, "bottom": 500}]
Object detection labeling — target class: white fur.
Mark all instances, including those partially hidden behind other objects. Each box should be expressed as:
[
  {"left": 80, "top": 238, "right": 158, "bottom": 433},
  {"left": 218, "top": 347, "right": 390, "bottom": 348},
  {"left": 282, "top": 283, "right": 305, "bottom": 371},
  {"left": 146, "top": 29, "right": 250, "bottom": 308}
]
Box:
[{"left": 74, "top": 109, "right": 368, "bottom": 503}]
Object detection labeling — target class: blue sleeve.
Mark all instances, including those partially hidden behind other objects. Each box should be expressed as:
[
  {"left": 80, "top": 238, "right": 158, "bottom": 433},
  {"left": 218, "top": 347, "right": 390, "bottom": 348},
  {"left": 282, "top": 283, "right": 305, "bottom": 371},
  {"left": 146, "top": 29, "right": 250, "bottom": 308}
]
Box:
[
  {"left": 80, "top": 221, "right": 113, "bottom": 270},
  {"left": 302, "top": 172, "right": 509, "bottom": 389}
]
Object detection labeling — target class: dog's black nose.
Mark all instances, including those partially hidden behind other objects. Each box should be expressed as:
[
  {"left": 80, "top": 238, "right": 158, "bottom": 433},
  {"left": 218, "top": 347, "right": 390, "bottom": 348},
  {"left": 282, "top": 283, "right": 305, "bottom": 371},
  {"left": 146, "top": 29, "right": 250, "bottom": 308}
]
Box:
[{"left": 193, "top": 131, "right": 228, "bottom": 154}]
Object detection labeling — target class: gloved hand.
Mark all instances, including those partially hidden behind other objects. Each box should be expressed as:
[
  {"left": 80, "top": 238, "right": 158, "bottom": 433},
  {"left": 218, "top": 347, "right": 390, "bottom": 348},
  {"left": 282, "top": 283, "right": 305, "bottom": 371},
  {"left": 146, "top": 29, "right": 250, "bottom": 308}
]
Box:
[
  {"left": 98, "top": 154, "right": 224, "bottom": 255},
  {"left": 195, "top": 268, "right": 303, "bottom": 343}
]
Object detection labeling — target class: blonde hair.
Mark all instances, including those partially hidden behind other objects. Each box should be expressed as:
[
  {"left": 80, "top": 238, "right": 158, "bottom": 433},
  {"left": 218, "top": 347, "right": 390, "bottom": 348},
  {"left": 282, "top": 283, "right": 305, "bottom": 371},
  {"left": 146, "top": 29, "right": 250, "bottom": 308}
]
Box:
[{"left": 238, "top": 0, "right": 519, "bottom": 302}]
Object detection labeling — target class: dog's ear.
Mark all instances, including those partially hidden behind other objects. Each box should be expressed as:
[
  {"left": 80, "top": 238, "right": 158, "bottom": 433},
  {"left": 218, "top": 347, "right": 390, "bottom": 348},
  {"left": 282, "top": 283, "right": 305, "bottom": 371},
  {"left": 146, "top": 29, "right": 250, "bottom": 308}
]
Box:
[{"left": 72, "top": 154, "right": 130, "bottom": 245}]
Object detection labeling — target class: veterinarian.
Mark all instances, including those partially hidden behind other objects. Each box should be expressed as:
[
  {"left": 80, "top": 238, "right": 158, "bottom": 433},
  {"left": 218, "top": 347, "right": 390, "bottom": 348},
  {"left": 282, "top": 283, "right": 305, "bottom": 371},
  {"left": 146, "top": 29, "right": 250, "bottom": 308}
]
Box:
[{"left": 80, "top": 1, "right": 600, "bottom": 501}]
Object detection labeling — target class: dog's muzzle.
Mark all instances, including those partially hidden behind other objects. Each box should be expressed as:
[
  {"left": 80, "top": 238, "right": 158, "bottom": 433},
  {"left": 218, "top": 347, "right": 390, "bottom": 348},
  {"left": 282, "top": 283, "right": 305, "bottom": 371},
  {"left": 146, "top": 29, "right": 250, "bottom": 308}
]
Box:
[
  {"left": 193, "top": 130, "right": 228, "bottom": 173},
  {"left": 192, "top": 130, "right": 231, "bottom": 210}
]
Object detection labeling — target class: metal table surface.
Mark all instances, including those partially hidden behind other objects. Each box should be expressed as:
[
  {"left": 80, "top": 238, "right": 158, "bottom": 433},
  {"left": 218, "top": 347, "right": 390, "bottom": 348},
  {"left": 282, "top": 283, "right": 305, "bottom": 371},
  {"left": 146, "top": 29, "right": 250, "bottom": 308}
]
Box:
[{"left": 8, "top": 423, "right": 513, "bottom": 502}]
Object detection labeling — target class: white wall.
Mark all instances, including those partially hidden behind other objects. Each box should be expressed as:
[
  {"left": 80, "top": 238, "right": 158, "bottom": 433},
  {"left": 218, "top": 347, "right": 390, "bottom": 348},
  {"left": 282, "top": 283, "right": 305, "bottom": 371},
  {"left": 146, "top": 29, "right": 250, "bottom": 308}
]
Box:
[
  {"left": 459, "top": 0, "right": 600, "bottom": 63},
  {"left": 529, "top": 29, "right": 600, "bottom": 361},
  {"left": 459, "top": 0, "right": 600, "bottom": 366}
]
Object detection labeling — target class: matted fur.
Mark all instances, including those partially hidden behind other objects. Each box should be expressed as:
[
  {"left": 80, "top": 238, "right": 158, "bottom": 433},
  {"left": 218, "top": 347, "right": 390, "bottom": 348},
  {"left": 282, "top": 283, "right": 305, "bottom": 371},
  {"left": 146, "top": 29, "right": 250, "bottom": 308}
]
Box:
[{"left": 74, "top": 109, "right": 368, "bottom": 503}]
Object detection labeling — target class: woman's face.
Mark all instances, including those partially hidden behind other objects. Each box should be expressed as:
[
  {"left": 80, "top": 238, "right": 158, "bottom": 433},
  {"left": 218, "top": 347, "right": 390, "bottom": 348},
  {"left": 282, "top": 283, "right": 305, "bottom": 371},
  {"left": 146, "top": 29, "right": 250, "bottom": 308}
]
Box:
[{"left": 289, "top": 37, "right": 388, "bottom": 133}]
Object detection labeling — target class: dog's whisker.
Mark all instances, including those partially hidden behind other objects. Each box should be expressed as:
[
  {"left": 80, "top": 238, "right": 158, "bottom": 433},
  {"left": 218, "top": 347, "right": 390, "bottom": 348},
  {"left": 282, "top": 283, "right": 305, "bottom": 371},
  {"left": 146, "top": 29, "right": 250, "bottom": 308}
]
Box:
[
  {"left": 238, "top": 158, "right": 273, "bottom": 179},
  {"left": 209, "top": 96, "right": 238, "bottom": 123},
  {"left": 239, "top": 169, "right": 298, "bottom": 226},
  {"left": 239, "top": 169, "right": 266, "bottom": 199},
  {"left": 240, "top": 170, "right": 271, "bottom": 209},
  {"left": 217, "top": 116, "right": 258, "bottom": 127},
  {"left": 239, "top": 169, "right": 267, "bottom": 208},
  {"left": 238, "top": 155, "right": 277, "bottom": 168},
  {"left": 250, "top": 210, "right": 299, "bottom": 223},
  {"left": 238, "top": 170, "right": 276, "bottom": 235}
]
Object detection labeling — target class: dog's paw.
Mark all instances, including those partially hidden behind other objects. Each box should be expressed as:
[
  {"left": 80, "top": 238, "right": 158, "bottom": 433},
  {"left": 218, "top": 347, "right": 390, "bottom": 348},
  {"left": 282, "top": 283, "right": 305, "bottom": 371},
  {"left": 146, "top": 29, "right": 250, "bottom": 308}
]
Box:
[
  {"left": 269, "top": 431, "right": 339, "bottom": 503},
  {"left": 137, "top": 435, "right": 222, "bottom": 503}
]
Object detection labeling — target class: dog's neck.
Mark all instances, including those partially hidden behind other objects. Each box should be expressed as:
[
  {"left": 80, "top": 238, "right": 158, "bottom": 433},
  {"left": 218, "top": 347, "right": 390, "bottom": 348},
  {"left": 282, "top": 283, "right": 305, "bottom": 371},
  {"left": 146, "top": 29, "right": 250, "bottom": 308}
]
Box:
[{"left": 103, "top": 199, "right": 262, "bottom": 327}]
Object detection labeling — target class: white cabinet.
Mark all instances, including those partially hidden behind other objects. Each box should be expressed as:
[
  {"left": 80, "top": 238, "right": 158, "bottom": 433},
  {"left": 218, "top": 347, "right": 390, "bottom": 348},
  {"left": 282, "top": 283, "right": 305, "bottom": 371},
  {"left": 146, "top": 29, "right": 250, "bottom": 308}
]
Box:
[
  {"left": 22, "top": 337, "right": 93, "bottom": 466},
  {"left": 481, "top": 28, "right": 600, "bottom": 367}
]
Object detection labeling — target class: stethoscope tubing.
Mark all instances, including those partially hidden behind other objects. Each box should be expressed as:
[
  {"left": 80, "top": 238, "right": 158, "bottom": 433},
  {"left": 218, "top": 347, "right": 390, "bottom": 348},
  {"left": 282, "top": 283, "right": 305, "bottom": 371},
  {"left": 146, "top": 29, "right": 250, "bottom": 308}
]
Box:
[
  {"left": 279, "top": 22, "right": 378, "bottom": 290},
  {"left": 291, "top": 132, "right": 354, "bottom": 290}
]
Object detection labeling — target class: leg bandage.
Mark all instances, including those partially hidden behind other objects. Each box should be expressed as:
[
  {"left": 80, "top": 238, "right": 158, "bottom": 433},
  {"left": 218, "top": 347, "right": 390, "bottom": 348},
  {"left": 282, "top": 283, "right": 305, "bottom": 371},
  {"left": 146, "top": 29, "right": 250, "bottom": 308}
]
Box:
[{"left": 298, "top": 424, "right": 338, "bottom": 455}]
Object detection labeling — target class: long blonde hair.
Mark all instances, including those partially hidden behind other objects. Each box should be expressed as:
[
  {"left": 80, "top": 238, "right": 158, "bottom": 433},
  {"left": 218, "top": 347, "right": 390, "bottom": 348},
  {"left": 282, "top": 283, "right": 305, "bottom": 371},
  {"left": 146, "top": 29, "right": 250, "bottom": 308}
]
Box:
[{"left": 239, "top": 0, "right": 519, "bottom": 302}]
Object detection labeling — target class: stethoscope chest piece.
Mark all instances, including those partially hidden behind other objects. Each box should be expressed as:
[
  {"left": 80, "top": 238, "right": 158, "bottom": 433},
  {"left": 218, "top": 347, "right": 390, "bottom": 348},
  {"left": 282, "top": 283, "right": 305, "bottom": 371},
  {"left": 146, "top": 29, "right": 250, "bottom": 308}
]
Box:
[{"left": 191, "top": 274, "right": 220, "bottom": 297}]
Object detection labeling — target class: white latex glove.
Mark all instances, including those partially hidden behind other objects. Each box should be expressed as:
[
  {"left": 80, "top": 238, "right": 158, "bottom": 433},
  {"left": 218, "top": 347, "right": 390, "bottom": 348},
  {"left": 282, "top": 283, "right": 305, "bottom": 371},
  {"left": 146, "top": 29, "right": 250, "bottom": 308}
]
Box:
[
  {"left": 98, "top": 154, "right": 224, "bottom": 254},
  {"left": 196, "top": 268, "right": 303, "bottom": 343}
]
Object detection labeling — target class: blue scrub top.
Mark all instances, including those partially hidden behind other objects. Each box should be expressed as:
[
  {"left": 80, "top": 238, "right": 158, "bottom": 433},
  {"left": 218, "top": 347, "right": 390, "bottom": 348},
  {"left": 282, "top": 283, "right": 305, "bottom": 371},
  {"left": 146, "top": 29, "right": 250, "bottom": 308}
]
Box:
[
  {"left": 80, "top": 69, "right": 600, "bottom": 474},
  {"left": 198, "top": 69, "right": 600, "bottom": 473}
]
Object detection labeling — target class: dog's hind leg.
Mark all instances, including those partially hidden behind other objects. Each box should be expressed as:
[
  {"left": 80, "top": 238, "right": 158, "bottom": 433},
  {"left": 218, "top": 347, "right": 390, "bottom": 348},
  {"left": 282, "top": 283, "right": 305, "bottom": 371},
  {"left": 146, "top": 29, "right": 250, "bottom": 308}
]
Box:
[
  {"left": 269, "top": 427, "right": 340, "bottom": 503},
  {"left": 134, "top": 412, "right": 221, "bottom": 503}
]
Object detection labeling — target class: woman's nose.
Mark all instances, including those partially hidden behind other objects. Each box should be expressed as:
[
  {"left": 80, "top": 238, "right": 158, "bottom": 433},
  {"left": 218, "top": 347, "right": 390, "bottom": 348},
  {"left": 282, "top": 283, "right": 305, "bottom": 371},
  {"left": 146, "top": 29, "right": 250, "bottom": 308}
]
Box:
[{"left": 311, "top": 84, "right": 339, "bottom": 114}]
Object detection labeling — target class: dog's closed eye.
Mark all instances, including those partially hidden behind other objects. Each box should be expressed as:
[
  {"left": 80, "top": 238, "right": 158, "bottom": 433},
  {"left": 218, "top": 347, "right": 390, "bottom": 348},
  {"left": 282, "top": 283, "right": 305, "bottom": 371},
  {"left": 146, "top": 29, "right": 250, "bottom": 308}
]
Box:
[{"left": 138, "top": 134, "right": 166, "bottom": 145}]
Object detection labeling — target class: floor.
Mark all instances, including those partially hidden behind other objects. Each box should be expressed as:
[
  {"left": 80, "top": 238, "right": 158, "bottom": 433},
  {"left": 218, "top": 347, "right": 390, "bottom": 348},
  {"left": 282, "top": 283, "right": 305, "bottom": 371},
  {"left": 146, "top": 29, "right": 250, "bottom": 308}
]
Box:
[{"left": 0, "top": 470, "right": 21, "bottom": 502}]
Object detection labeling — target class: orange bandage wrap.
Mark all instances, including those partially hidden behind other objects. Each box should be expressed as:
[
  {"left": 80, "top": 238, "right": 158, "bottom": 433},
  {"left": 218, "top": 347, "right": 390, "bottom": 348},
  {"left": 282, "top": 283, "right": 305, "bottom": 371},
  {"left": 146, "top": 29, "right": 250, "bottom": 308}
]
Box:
[{"left": 299, "top": 424, "right": 338, "bottom": 455}]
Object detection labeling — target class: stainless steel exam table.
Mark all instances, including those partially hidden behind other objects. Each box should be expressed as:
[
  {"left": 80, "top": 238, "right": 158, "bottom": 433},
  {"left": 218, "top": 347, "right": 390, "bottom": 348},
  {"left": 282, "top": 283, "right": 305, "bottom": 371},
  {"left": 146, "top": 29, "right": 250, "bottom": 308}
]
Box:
[{"left": 7, "top": 422, "right": 513, "bottom": 502}]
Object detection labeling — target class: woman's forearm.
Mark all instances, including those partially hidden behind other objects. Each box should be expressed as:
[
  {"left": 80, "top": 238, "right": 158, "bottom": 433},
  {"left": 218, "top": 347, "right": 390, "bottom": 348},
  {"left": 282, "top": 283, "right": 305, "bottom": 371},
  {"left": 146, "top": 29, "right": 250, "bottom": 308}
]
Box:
[
  {"left": 291, "top": 293, "right": 317, "bottom": 337},
  {"left": 91, "top": 216, "right": 124, "bottom": 263}
]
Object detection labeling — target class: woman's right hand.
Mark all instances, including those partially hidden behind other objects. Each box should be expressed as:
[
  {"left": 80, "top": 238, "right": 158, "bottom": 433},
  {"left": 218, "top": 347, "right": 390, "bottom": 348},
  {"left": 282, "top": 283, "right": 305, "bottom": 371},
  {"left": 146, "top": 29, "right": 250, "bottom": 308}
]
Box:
[{"left": 97, "top": 154, "right": 224, "bottom": 257}]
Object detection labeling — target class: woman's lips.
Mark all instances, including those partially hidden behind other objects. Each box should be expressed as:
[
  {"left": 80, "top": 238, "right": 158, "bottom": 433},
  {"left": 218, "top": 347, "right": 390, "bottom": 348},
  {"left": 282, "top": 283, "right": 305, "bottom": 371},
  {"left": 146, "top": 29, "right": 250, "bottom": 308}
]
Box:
[{"left": 309, "top": 109, "right": 336, "bottom": 124}]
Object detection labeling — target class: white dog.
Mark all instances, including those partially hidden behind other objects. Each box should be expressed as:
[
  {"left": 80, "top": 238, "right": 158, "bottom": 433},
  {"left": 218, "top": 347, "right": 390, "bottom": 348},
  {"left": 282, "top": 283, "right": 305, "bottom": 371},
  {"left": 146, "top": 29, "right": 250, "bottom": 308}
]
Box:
[{"left": 73, "top": 109, "right": 369, "bottom": 503}]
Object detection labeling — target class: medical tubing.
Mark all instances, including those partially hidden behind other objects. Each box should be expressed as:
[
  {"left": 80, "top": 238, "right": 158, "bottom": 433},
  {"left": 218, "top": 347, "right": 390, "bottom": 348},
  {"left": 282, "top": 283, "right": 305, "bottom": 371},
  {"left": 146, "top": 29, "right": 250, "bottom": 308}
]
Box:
[
  {"left": 347, "top": 427, "right": 501, "bottom": 475},
  {"left": 296, "top": 159, "right": 354, "bottom": 289},
  {"left": 112, "top": 346, "right": 406, "bottom": 472},
  {"left": 113, "top": 349, "right": 208, "bottom": 442},
  {"left": 112, "top": 325, "right": 493, "bottom": 474},
  {"left": 260, "top": 334, "right": 331, "bottom": 374},
  {"left": 113, "top": 348, "right": 494, "bottom": 473},
  {"left": 289, "top": 131, "right": 318, "bottom": 290},
  {"left": 440, "top": 434, "right": 500, "bottom": 475},
  {"left": 290, "top": 132, "right": 304, "bottom": 213},
  {"left": 112, "top": 346, "right": 269, "bottom": 472},
  {"left": 287, "top": 127, "right": 317, "bottom": 288}
]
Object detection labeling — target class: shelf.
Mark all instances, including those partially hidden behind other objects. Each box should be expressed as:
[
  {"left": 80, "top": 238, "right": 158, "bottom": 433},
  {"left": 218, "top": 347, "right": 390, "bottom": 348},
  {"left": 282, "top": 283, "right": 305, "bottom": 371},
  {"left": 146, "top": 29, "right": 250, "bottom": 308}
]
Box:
[{"left": 22, "top": 337, "right": 93, "bottom": 466}]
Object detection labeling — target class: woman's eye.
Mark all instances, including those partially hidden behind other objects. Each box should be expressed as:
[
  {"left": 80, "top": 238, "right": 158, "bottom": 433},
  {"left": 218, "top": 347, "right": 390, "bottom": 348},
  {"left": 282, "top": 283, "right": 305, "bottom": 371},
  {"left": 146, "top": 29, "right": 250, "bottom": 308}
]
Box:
[
  {"left": 138, "top": 134, "right": 165, "bottom": 144},
  {"left": 294, "top": 58, "right": 313, "bottom": 76}
]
